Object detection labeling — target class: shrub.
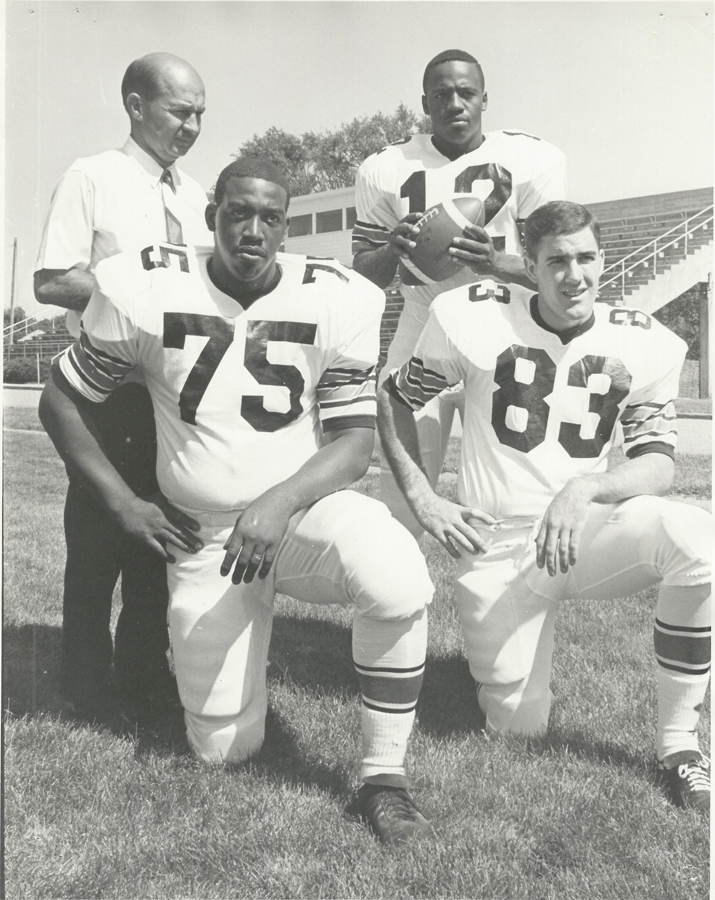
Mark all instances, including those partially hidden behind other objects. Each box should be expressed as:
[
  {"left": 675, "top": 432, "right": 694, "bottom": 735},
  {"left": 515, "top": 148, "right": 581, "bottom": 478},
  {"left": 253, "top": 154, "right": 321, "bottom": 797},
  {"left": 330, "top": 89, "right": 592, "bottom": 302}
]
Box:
[{"left": 3, "top": 357, "right": 53, "bottom": 384}]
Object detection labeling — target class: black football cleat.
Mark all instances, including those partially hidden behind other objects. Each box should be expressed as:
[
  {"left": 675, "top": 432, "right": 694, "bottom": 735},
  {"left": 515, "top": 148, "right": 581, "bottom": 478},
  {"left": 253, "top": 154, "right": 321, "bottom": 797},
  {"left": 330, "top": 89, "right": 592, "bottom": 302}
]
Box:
[
  {"left": 658, "top": 751, "right": 710, "bottom": 813},
  {"left": 357, "top": 783, "right": 434, "bottom": 845}
]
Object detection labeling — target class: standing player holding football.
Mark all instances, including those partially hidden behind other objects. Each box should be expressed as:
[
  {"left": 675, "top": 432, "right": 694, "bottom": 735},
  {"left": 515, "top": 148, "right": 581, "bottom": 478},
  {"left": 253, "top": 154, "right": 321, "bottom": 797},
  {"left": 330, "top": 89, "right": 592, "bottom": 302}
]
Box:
[
  {"left": 353, "top": 49, "right": 566, "bottom": 537},
  {"left": 40, "top": 158, "right": 436, "bottom": 846},
  {"left": 378, "top": 201, "right": 712, "bottom": 812}
]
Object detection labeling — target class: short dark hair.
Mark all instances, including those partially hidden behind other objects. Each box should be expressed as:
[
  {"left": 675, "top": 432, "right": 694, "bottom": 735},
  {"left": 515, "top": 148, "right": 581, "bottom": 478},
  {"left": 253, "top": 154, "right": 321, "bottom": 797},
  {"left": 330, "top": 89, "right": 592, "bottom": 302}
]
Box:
[
  {"left": 523, "top": 201, "right": 601, "bottom": 259},
  {"left": 121, "top": 56, "right": 164, "bottom": 104},
  {"left": 213, "top": 158, "right": 291, "bottom": 208},
  {"left": 423, "top": 50, "right": 484, "bottom": 93}
]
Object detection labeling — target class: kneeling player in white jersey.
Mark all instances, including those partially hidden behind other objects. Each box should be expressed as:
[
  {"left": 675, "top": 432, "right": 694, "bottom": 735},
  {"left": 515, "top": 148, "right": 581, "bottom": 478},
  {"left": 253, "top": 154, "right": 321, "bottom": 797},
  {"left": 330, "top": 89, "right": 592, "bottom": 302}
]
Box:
[
  {"left": 353, "top": 49, "right": 566, "bottom": 538},
  {"left": 40, "top": 158, "right": 435, "bottom": 845},
  {"left": 378, "top": 201, "right": 711, "bottom": 813}
]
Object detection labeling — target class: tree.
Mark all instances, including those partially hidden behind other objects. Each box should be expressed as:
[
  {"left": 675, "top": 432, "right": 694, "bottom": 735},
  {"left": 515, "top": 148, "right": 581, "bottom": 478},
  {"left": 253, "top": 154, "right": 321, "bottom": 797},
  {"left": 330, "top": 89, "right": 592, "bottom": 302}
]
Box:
[
  {"left": 4, "top": 307, "right": 28, "bottom": 329},
  {"left": 653, "top": 286, "right": 701, "bottom": 359},
  {"left": 233, "top": 104, "right": 432, "bottom": 196},
  {"left": 4, "top": 307, "right": 29, "bottom": 342},
  {"left": 235, "top": 127, "right": 315, "bottom": 196}
]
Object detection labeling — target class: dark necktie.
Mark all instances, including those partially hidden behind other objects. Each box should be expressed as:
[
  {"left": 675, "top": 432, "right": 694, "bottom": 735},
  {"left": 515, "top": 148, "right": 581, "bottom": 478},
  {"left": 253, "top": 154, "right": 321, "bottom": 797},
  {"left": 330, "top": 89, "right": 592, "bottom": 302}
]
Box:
[{"left": 161, "top": 169, "right": 184, "bottom": 244}]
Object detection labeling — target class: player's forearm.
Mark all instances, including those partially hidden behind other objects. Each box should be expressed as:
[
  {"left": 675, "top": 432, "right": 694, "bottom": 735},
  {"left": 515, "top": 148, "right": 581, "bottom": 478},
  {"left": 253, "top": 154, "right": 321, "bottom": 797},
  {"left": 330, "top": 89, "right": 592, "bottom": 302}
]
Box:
[
  {"left": 487, "top": 253, "right": 535, "bottom": 289},
  {"left": 39, "top": 375, "right": 138, "bottom": 517},
  {"left": 569, "top": 451, "right": 675, "bottom": 505},
  {"left": 352, "top": 246, "right": 399, "bottom": 289},
  {"left": 377, "top": 386, "right": 436, "bottom": 513},
  {"left": 259, "top": 426, "right": 376, "bottom": 517},
  {"left": 34, "top": 267, "right": 96, "bottom": 311}
]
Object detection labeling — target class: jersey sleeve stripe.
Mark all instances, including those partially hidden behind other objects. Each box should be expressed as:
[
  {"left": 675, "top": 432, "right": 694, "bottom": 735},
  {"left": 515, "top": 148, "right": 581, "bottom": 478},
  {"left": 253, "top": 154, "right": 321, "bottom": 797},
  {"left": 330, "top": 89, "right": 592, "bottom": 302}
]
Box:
[
  {"left": 352, "top": 222, "right": 390, "bottom": 253},
  {"left": 77, "top": 330, "right": 134, "bottom": 377},
  {"left": 353, "top": 220, "right": 390, "bottom": 236},
  {"left": 318, "top": 390, "right": 376, "bottom": 409},
  {"left": 67, "top": 349, "right": 114, "bottom": 395},
  {"left": 389, "top": 357, "right": 454, "bottom": 411},
  {"left": 621, "top": 399, "right": 678, "bottom": 456},
  {"left": 67, "top": 335, "right": 132, "bottom": 393},
  {"left": 385, "top": 373, "right": 420, "bottom": 410},
  {"left": 318, "top": 367, "right": 376, "bottom": 429},
  {"left": 59, "top": 347, "right": 115, "bottom": 402},
  {"left": 318, "top": 366, "right": 375, "bottom": 387},
  {"left": 322, "top": 413, "right": 376, "bottom": 432},
  {"left": 626, "top": 441, "right": 676, "bottom": 461}
]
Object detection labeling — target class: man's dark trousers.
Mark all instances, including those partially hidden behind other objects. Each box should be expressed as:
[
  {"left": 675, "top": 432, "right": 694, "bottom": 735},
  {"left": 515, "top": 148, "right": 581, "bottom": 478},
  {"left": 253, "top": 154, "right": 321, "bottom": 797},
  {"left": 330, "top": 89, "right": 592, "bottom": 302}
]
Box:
[{"left": 61, "top": 382, "right": 171, "bottom": 712}]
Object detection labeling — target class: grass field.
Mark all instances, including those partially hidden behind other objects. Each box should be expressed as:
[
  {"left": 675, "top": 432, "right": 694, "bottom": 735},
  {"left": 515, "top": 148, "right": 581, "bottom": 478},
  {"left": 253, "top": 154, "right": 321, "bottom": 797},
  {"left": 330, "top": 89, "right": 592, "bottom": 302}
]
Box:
[{"left": 3, "top": 408, "right": 711, "bottom": 900}]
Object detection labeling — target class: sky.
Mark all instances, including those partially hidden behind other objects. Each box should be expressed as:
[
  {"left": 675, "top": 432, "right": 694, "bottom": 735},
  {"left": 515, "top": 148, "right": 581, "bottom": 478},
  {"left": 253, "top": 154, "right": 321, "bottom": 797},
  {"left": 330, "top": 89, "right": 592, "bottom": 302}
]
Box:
[{"left": 3, "top": 0, "right": 714, "bottom": 319}]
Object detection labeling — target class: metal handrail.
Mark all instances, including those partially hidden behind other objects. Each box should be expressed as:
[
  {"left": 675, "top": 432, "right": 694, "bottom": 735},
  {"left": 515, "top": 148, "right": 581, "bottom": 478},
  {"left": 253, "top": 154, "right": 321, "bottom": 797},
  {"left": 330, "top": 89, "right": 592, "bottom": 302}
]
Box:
[
  {"left": 599, "top": 206, "right": 713, "bottom": 297},
  {"left": 3, "top": 315, "right": 36, "bottom": 335},
  {"left": 3, "top": 313, "right": 66, "bottom": 336}
]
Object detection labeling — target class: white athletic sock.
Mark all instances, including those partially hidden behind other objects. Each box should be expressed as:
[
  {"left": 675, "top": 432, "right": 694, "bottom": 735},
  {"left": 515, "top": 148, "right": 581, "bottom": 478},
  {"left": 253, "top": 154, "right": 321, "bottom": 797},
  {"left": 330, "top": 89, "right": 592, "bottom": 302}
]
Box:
[
  {"left": 353, "top": 607, "right": 427, "bottom": 787},
  {"left": 655, "top": 583, "right": 711, "bottom": 761}
]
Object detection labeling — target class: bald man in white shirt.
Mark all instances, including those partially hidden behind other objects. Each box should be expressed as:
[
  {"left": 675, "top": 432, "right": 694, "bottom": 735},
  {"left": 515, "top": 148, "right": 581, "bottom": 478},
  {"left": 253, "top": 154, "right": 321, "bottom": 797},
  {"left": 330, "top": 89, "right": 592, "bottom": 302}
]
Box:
[{"left": 34, "top": 52, "right": 211, "bottom": 729}]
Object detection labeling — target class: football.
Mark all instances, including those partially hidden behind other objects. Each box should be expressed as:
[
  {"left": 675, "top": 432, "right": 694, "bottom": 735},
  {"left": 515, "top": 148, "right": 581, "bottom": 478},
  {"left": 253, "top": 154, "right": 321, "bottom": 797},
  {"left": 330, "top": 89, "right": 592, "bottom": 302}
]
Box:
[{"left": 402, "top": 196, "right": 486, "bottom": 283}]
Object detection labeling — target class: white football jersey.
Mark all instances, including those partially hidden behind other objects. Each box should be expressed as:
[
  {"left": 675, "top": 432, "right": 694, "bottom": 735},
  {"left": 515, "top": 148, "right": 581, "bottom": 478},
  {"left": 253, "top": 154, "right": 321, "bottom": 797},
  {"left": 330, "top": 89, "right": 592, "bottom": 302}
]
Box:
[
  {"left": 353, "top": 131, "right": 566, "bottom": 307},
  {"left": 60, "top": 245, "right": 385, "bottom": 514},
  {"left": 389, "top": 282, "right": 686, "bottom": 519}
]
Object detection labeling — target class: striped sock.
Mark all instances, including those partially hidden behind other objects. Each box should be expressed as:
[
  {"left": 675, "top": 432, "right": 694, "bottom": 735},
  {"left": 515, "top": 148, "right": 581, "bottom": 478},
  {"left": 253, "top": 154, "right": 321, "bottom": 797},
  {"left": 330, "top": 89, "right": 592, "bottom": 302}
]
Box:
[
  {"left": 353, "top": 607, "right": 427, "bottom": 787},
  {"left": 654, "top": 583, "right": 711, "bottom": 761}
]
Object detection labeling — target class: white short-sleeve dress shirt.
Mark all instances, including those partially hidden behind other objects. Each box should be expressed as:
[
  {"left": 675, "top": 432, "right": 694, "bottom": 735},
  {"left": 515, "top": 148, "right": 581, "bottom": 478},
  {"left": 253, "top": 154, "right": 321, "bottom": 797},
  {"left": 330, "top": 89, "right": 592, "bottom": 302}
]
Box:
[{"left": 35, "top": 136, "right": 212, "bottom": 337}]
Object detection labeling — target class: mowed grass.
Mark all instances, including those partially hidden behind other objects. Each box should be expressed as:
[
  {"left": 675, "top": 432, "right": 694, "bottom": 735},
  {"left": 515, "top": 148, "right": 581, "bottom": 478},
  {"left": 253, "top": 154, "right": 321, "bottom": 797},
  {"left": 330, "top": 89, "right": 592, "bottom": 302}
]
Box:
[{"left": 3, "top": 421, "right": 711, "bottom": 899}]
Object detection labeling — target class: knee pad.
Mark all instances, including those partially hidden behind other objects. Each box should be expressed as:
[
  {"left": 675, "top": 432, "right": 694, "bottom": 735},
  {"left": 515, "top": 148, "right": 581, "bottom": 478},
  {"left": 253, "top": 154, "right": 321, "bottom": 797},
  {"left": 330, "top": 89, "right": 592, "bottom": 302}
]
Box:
[
  {"left": 338, "top": 502, "right": 433, "bottom": 619},
  {"left": 478, "top": 680, "right": 552, "bottom": 738},
  {"left": 185, "top": 708, "right": 265, "bottom": 765},
  {"left": 628, "top": 497, "right": 713, "bottom": 585}
]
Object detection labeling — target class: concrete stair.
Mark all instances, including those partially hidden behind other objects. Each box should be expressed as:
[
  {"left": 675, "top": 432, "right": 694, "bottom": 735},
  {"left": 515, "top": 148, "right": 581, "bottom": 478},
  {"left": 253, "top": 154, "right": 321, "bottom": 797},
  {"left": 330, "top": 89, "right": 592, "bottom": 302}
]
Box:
[{"left": 597, "top": 207, "right": 712, "bottom": 311}]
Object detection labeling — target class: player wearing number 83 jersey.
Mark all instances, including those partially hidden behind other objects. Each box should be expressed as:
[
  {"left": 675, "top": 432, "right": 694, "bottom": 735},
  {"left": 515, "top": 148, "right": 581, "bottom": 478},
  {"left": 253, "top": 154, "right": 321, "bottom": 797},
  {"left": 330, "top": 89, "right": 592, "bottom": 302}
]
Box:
[
  {"left": 60, "top": 245, "right": 381, "bottom": 514},
  {"left": 391, "top": 280, "right": 684, "bottom": 518},
  {"left": 380, "top": 202, "right": 711, "bottom": 809}
]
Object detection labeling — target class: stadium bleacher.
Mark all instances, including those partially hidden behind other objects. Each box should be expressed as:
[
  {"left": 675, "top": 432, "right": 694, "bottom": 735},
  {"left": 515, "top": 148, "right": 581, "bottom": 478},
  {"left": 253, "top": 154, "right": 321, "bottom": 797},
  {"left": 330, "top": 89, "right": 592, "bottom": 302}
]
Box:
[
  {"left": 5, "top": 188, "right": 713, "bottom": 394},
  {"left": 376, "top": 189, "right": 713, "bottom": 380}
]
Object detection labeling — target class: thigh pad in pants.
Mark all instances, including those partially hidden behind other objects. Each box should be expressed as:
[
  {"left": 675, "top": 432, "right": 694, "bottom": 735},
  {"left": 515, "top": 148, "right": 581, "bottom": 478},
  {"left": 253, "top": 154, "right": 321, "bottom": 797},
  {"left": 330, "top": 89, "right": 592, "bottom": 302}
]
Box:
[{"left": 455, "top": 524, "right": 553, "bottom": 686}]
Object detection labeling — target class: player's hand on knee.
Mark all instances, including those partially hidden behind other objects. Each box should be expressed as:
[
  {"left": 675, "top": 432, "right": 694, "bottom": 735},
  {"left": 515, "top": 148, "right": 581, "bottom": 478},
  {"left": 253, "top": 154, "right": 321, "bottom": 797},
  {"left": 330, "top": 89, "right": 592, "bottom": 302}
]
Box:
[
  {"left": 117, "top": 492, "right": 202, "bottom": 563},
  {"left": 220, "top": 490, "right": 292, "bottom": 584},
  {"left": 388, "top": 213, "right": 422, "bottom": 260},
  {"left": 415, "top": 494, "right": 495, "bottom": 559},
  {"left": 449, "top": 225, "right": 497, "bottom": 273},
  {"left": 535, "top": 480, "right": 593, "bottom": 576}
]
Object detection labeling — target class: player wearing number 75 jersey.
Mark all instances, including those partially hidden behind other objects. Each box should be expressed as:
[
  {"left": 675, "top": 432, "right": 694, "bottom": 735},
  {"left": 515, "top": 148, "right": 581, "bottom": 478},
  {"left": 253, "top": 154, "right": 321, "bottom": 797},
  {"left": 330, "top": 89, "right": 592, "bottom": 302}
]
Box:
[
  {"left": 40, "top": 158, "right": 436, "bottom": 846},
  {"left": 378, "top": 201, "right": 712, "bottom": 813},
  {"left": 353, "top": 49, "right": 566, "bottom": 538}
]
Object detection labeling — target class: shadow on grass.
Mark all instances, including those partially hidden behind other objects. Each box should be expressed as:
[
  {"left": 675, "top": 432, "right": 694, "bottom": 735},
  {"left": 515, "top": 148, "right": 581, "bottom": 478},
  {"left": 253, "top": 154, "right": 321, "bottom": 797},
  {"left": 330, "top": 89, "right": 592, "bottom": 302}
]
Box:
[
  {"left": 268, "top": 613, "right": 487, "bottom": 734},
  {"left": 3, "top": 621, "right": 63, "bottom": 717},
  {"left": 2, "top": 618, "right": 654, "bottom": 789}
]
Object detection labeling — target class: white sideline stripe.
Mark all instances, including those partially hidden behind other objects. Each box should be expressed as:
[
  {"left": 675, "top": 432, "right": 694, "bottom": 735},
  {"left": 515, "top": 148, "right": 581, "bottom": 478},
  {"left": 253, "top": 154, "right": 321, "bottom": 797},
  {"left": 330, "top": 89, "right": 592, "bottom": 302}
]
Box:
[{"left": 4, "top": 428, "right": 48, "bottom": 435}]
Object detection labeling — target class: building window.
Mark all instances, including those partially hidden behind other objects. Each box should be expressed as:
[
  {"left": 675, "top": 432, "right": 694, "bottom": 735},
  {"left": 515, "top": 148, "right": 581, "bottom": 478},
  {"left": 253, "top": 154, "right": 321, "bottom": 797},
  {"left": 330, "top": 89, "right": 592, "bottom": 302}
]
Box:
[
  {"left": 346, "top": 207, "right": 357, "bottom": 230},
  {"left": 316, "top": 209, "right": 343, "bottom": 234},
  {"left": 289, "top": 214, "right": 312, "bottom": 237}
]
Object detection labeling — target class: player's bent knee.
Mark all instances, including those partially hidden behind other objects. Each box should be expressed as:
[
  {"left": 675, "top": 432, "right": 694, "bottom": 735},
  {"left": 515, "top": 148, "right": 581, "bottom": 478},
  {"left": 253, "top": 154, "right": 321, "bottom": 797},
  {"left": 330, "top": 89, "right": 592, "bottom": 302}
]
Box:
[
  {"left": 184, "top": 708, "right": 265, "bottom": 765},
  {"left": 479, "top": 681, "right": 552, "bottom": 738},
  {"left": 337, "top": 498, "right": 434, "bottom": 619},
  {"left": 624, "top": 496, "right": 713, "bottom": 585}
]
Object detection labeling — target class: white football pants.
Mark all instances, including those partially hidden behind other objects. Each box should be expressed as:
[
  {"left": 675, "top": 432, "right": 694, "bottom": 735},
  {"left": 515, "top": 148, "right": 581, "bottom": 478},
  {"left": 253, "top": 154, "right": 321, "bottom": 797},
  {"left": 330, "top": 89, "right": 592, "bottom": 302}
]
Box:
[
  {"left": 454, "top": 496, "right": 712, "bottom": 737},
  {"left": 167, "top": 490, "right": 433, "bottom": 765}
]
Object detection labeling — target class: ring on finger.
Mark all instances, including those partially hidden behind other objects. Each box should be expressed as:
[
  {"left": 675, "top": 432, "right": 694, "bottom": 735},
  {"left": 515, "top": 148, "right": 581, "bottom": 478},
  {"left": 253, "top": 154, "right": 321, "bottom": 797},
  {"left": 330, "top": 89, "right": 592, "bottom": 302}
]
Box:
[{"left": 250, "top": 552, "right": 263, "bottom": 563}]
